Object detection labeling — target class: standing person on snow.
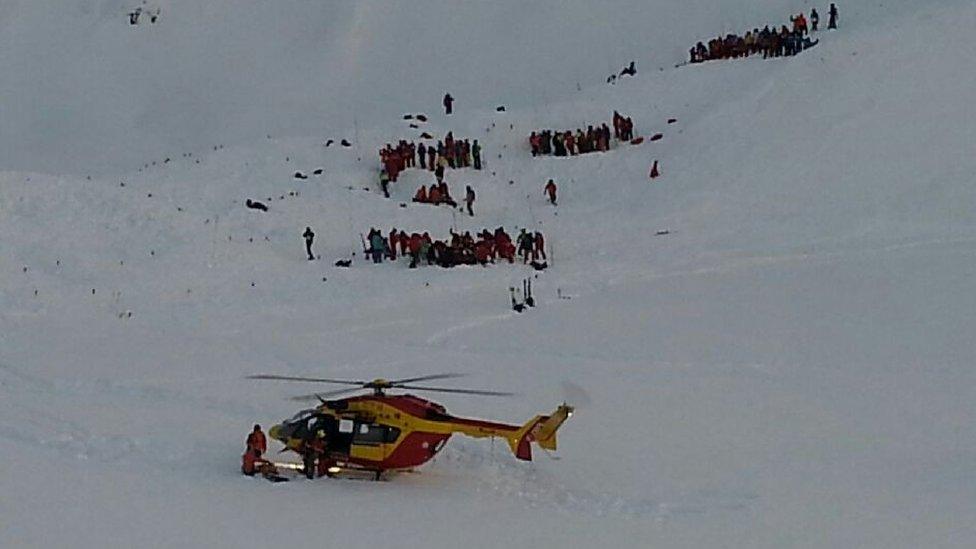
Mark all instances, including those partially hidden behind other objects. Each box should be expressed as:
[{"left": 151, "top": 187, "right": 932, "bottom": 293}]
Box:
[
  {"left": 246, "top": 425, "right": 267, "bottom": 457},
  {"left": 465, "top": 185, "right": 476, "bottom": 217},
  {"left": 828, "top": 4, "right": 838, "bottom": 29},
  {"left": 369, "top": 229, "right": 387, "bottom": 264},
  {"left": 472, "top": 140, "right": 482, "bottom": 170},
  {"left": 544, "top": 179, "right": 558, "bottom": 205},
  {"left": 810, "top": 8, "right": 820, "bottom": 32},
  {"left": 533, "top": 231, "right": 546, "bottom": 260},
  {"left": 379, "top": 168, "right": 391, "bottom": 198},
  {"left": 443, "top": 93, "right": 454, "bottom": 115},
  {"left": 517, "top": 229, "right": 535, "bottom": 264},
  {"left": 418, "top": 143, "right": 427, "bottom": 169},
  {"left": 303, "top": 226, "right": 316, "bottom": 260}
]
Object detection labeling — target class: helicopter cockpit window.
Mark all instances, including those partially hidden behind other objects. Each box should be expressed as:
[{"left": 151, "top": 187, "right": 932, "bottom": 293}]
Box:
[{"left": 338, "top": 419, "right": 354, "bottom": 434}]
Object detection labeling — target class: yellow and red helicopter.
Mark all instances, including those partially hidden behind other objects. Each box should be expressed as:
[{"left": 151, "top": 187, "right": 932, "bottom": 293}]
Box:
[{"left": 248, "top": 373, "right": 573, "bottom": 480}]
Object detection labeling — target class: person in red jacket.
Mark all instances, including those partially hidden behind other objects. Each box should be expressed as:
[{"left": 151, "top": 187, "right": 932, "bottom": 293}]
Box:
[
  {"left": 565, "top": 132, "right": 577, "bottom": 156},
  {"left": 246, "top": 424, "right": 267, "bottom": 457},
  {"left": 413, "top": 186, "right": 428, "bottom": 203},
  {"left": 533, "top": 231, "right": 546, "bottom": 260},
  {"left": 544, "top": 179, "right": 558, "bottom": 205}
]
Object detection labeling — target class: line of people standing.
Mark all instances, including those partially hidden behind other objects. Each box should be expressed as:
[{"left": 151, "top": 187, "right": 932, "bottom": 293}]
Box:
[
  {"left": 689, "top": 5, "right": 836, "bottom": 63},
  {"left": 365, "top": 226, "right": 545, "bottom": 268}
]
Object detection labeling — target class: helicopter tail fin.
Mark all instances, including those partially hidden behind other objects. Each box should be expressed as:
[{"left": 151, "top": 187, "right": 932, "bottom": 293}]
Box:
[{"left": 509, "top": 403, "right": 575, "bottom": 461}]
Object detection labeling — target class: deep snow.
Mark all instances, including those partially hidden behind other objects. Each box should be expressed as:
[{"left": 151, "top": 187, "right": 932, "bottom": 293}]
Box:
[{"left": 3, "top": 1, "right": 976, "bottom": 548}]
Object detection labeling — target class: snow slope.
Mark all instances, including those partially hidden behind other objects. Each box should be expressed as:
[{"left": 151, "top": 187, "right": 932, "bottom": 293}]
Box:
[{"left": 3, "top": 1, "right": 976, "bottom": 548}]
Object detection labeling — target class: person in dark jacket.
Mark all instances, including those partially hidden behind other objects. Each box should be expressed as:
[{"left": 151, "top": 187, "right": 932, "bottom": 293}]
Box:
[
  {"left": 810, "top": 8, "right": 820, "bottom": 31},
  {"left": 472, "top": 140, "right": 482, "bottom": 170},
  {"left": 465, "top": 186, "right": 476, "bottom": 216},
  {"left": 303, "top": 227, "right": 315, "bottom": 260},
  {"left": 828, "top": 4, "right": 838, "bottom": 29},
  {"left": 443, "top": 93, "right": 454, "bottom": 115}
]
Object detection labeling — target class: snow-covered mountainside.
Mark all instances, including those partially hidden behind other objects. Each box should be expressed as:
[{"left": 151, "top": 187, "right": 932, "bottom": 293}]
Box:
[{"left": 3, "top": 1, "right": 976, "bottom": 548}]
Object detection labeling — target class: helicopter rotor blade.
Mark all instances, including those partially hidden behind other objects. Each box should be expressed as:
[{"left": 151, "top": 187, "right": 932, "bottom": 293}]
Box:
[
  {"left": 395, "top": 385, "right": 515, "bottom": 397},
  {"left": 247, "top": 374, "right": 366, "bottom": 386},
  {"left": 289, "top": 386, "right": 364, "bottom": 402},
  {"left": 389, "top": 373, "right": 468, "bottom": 385}
]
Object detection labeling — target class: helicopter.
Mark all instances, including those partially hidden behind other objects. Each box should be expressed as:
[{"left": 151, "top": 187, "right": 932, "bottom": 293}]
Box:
[{"left": 248, "top": 373, "right": 574, "bottom": 480}]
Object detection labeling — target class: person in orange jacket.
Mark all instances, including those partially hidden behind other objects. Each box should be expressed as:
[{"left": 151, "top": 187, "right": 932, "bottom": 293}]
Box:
[
  {"left": 544, "top": 179, "right": 558, "bottom": 205},
  {"left": 242, "top": 446, "right": 269, "bottom": 476},
  {"left": 246, "top": 424, "right": 267, "bottom": 457},
  {"left": 428, "top": 185, "right": 443, "bottom": 205}
]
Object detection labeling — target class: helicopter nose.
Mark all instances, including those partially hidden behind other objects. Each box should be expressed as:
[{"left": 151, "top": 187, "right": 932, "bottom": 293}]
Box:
[{"left": 268, "top": 424, "right": 284, "bottom": 441}]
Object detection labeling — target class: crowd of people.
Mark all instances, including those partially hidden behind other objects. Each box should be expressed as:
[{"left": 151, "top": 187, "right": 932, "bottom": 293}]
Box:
[
  {"left": 530, "top": 112, "right": 635, "bottom": 157},
  {"left": 689, "top": 5, "right": 837, "bottom": 63},
  {"left": 363, "top": 227, "right": 546, "bottom": 268},
  {"left": 378, "top": 132, "right": 482, "bottom": 185}
]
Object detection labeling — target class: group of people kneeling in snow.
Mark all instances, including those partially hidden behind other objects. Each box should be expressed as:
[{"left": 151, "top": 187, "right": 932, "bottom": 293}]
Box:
[
  {"left": 364, "top": 227, "right": 546, "bottom": 269},
  {"left": 689, "top": 5, "right": 837, "bottom": 63}
]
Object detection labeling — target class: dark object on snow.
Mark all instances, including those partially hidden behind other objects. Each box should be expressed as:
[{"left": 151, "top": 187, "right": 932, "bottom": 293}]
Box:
[
  {"left": 649, "top": 133, "right": 663, "bottom": 142},
  {"left": 667, "top": 118, "right": 677, "bottom": 124},
  {"left": 620, "top": 61, "right": 636, "bottom": 77},
  {"left": 443, "top": 93, "right": 454, "bottom": 115},
  {"left": 415, "top": 114, "right": 428, "bottom": 122},
  {"left": 403, "top": 114, "right": 414, "bottom": 120},
  {"left": 530, "top": 261, "right": 548, "bottom": 271},
  {"left": 524, "top": 279, "right": 535, "bottom": 307},
  {"left": 630, "top": 137, "right": 645, "bottom": 145},
  {"left": 313, "top": 168, "right": 323, "bottom": 175},
  {"left": 128, "top": 10, "right": 140, "bottom": 25},
  {"left": 325, "top": 139, "right": 334, "bottom": 147},
  {"left": 341, "top": 139, "right": 352, "bottom": 147},
  {"left": 656, "top": 230, "right": 671, "bottom": 236},
  {"left": 294, "top": 172, "right": 308, "bottom": 179},
  {"left": 409, "top": 124, "right": 419, "bottom": 129},
  {"left": 334, "top": 259, "right": 352, "bottom": 268},
  {"left": 649, "top": 160, "right": 661, "bottom": 179},
  {"left": 420, "top": 132, "right": 433, "bottom": 139},
  {"left": 496, "top": 106, "right": 506, "bottom": 112}
]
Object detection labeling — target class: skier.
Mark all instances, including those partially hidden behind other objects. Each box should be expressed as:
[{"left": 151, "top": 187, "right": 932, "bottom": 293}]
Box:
[
  {"left": 465, "top": 185, "right": 476, "bottom": 217},
  {"left": 303, "top": 226, "right": 315, "bottom": 260},
  {"left": 810, "top": 8, "right": 820, "bottom": 32},
  {"left": 472, "top": 140, "right": 482, "bottom": 170},
  {"left": 828, "top": 4, "right": 838, "bottom": 29},
  {"left": 443, "top": 93, "right": 454, "bottom": 115},
  {"left": 246, "top": 424, "right": 267, "bottom": 457},
  {"left": 379, "top": 168, "right": 390, "bottom": 198},
  {"left": 544, "top": 179, "right": 558, "bottom": 205}
]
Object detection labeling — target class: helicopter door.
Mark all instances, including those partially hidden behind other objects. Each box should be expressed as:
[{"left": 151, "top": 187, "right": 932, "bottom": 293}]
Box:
[{"left": 330, "top": 419, "right": 354, "bottom": 455}]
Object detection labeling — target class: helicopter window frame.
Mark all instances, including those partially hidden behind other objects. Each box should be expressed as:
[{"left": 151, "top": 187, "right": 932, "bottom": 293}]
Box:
[
  {"left": 352, "top": 423, "right": 394, "bottom": 445},
  {"left": 338, "top": 419, "right": 354, "bottom": 434}
]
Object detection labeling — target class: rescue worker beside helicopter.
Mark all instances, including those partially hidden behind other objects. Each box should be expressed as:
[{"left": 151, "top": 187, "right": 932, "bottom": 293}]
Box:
[{"left": 303, "top": 429, "right": 329, "bottom": 479}]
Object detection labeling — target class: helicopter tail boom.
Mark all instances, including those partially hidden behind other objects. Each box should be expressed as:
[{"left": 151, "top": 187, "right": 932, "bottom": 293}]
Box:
[{"left": 508, "top": 403, "right": 574, "bottom": 460}]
